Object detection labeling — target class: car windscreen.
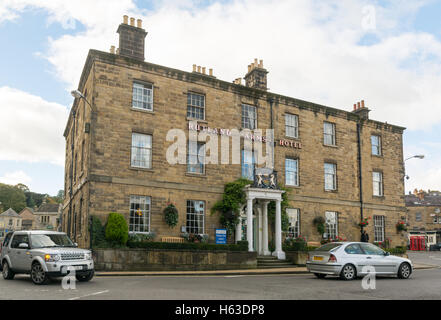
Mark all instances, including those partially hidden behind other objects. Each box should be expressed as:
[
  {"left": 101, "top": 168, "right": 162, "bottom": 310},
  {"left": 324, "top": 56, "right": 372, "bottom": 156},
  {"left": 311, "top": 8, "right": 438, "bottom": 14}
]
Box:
[
  {"left": 30, "top": 234, "right": 75, "bottom": 248},
  {"left": 315, "top": 243, "right": 342, "bottom": 252}
]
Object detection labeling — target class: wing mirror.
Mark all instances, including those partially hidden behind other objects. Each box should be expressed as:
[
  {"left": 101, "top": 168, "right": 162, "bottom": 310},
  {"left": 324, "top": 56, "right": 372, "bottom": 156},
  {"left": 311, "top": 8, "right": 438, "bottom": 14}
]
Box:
[
  {"left": 18, "top": 243, "right": 29, "bottom": 249},
  {"left": 74, "top": 243, "right": 78, "bottom": 248},
  {"left": 384, "top": 251, "right": 390, "bottom": 256}
]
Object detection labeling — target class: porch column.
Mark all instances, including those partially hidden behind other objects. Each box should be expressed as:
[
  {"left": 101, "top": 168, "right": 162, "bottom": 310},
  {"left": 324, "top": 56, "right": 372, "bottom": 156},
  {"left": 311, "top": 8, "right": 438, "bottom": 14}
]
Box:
[
  {"left": 257, "top": 206, "right": 263, "bottom": 255},
  {"left": 262, "top": 201, "right": 270, "bottom": 256},
  {"left": 235, "top": 216, "right": 242, "bottom": 242},
  {"left": 273, "top": 199, "right": 286, "bottom": 260},
  {"left": 246, "top": 197, "right": 254, "bottom": 252}
]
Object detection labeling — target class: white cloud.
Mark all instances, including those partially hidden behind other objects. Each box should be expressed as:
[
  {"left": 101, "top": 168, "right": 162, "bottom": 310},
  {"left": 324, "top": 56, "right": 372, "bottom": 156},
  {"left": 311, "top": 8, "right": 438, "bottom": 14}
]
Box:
[
  {"left": 0, "top": 87, "right": 69, "bottom": 166},
  {"left": 0, "top": 170, "right": 32, "bottom": 186}
]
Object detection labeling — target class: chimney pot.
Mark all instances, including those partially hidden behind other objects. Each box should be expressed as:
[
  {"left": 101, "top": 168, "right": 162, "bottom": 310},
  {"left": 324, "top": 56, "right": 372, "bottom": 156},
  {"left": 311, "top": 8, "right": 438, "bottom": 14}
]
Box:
[
  {"left": 259, "top": 60, "right": 263, "bottom": 68},
  {"left": 202, "top": 67, "right": 206, "bottom": 74},
  {"left": 197, "top": 66, "right": 201, "bottom": 73},
  {"left": 209, "top": 68, "right": 213, "bottom": 76},
  {"left": 123, "top": 15, "right": 129, "bottom": 24},
  {"left": 137, "top": 19, "right": 142, "bottom": 28},
  {"left": 193, "top": 64, "right": 197, "bottom": 72},
  {"left": 357, "top": 102, "right": 361, "bottom": 109},
  {"left": 353, "top": 104, "right": 357, "bottom": 111},
  {"left": 110, "top": 46, "right": 115, "bottom": 54},
  {"left": 130, "top": 17, "right": 135, "bottom": 26},
  {"left": 248, "top": 65, "right": 251, "bottom": 73},
  {"left": 361, "top": 100, "right": 365, "bottom": 108}
]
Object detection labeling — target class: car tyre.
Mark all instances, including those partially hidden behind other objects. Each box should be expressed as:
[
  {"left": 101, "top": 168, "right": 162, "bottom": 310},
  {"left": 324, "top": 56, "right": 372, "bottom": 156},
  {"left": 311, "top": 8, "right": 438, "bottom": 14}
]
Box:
[
  {"left": 31, "top": 262, "right": 50, "bottom": 285},
  {"left": 76, "top": 270, "right": 94, "bottom": 282},
  {"left": 314, "top": 273, "right": 326, "bottom": 279},
  {"left": 397, "top": 262, "right": 412, "bottom": 279},
  {"left": 2, "top": 261, "right": 15, "bottom": 280},
  {"left": 340, "top": 264, "right": 356, "bottom": 281}
]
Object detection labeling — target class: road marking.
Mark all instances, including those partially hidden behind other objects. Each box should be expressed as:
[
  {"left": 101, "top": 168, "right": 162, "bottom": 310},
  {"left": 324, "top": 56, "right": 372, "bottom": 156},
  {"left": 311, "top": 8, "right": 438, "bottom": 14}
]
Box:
[
  {"left": 68, "top": 290, "right": 109, "bottom": 300},
  {"left": 224, "top": 275, "right": 244, "bottom": 278}
]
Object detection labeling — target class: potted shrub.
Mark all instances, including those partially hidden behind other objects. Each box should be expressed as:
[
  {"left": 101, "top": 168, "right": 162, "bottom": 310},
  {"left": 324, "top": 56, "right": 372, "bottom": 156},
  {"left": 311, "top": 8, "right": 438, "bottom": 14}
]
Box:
[{"left": 313, "top": 216, "right": 325, "bottom": 236}]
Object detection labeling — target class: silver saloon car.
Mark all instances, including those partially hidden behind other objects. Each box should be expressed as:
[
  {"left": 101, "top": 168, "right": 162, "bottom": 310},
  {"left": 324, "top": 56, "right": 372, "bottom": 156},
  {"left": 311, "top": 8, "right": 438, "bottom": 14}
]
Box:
[{"left": 306, "top": 242, "right": 413, "bottom": 280}]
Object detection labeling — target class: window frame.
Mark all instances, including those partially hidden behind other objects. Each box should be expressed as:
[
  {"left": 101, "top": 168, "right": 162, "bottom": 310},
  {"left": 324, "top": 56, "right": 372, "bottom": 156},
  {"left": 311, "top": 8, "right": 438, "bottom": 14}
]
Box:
[
  {"left": 285, "top": 158, "right": 299, "bottom": 187},
  {"left": 325, "top": 211, "right": 338, "bottom": 239},
  {"left": 187, "top": 92, "right": 205, "bottom": 120},
  {"left": 187, "top": 141, "right": 206, "bottom": 174},
  {"left": 371, "top": 135, "right": 382, "bottom": 156},
  {"left": 132, "top": 82, "right": 154, "bottom": 111},
  {"left": 324, "top": 162, "right": 337, "bottom": 191},
  {"left": 287, "top": 208, "right": 300, "bottom": 238},
  {"left": 241, "top": 149, "right": 256, "bottom": 180},
  {"left": 129, "top": 195, "right": 151, "bottom": 234},
  {"left": 373, "top": 215, "right": 385, "bottom": 243},
  {"left": 186, "top": 200, "right": 205, "bottom": 235},
  {"left": 241, "top": 104, "right": 257, "bottom": 130},
  {"left": 373, "top": 171, "right": 384, "bottom": 197},
  {"left": 131, "top": 133, "right": 153, "bottom": 169},
  {"left": 285, "top": 114, "right": 299, "bottom": 139},
  {"left": 323, "top": 121, "right": 336, "bottom": 146}
]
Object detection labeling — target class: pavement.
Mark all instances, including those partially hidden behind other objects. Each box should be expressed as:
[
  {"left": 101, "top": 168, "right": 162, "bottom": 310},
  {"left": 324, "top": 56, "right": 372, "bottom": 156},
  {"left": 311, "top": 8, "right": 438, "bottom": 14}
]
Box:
[{"left": 95, "top": 262, "right": 439, "bottom": 277}]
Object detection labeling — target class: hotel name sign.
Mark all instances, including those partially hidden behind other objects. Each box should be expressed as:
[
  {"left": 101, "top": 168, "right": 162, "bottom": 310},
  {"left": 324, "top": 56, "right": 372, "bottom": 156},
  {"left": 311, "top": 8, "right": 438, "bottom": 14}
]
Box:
[{"left": 188, "top": 123, "right": 302, "bottom": 150}]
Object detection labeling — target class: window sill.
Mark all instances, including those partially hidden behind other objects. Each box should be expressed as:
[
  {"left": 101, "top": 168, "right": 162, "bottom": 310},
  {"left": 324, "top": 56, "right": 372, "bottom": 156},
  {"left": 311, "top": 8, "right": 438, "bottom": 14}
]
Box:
[
  {"left": 185, "top": 172, "right": 207, "bottom": 178},
  {"left": 324, "top": 189, "right": 338, "bottom": 193},
  {"left": 285, "top": 136, "right": 300, "bottom": 140},
  {"left": 130, "top": 167, "right": 154, "bottom": 173},
  {"left": 131, "top": 107, "right": 155, "bottom": 114},
  {"left": 187, "top": 118, "right": 207, "bottom": 123},
  {"left": 323, "top": 144, "right": 338, "bottom": 148},
  {"left": 371, "top": 154, "right": 383, "bottom": 158},
  {"left": 286, "top": 185, "right": 301, "bottom": 189},
  {"left": 373, "top": 195, "right": 385, "bottom": 200}
]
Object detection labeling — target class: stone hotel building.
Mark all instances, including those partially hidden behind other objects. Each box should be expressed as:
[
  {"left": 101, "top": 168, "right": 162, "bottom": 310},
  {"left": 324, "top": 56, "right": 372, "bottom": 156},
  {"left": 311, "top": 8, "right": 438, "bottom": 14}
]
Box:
[{"left": 62, "top": 16, "right": 407, "bottom": 253}]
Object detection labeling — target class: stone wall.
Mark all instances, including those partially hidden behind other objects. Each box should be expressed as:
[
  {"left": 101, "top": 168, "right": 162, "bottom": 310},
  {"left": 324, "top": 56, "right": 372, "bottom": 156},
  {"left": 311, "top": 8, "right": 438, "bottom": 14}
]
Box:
[{"left": 93, "top": 248, "right": 258, "bottom": 271}]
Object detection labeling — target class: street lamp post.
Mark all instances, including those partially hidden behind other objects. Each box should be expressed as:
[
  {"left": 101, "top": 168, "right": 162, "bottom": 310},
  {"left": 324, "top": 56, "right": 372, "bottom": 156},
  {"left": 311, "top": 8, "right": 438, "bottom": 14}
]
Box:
[{"left": 403, "top": 155, "right": 425, "bottom": 180}]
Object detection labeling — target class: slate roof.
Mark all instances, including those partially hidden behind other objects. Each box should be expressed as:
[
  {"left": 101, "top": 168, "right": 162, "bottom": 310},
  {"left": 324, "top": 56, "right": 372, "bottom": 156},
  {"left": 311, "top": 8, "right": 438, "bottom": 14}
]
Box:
[
  {"left": 35, "top": 203, "right": 60, "bottom": 213},
  {"left": 0, "top": 208, "right": 20, "bottom": 217},
  {"left": 405, "top": 194, "right": 441, "bottom": 207}
]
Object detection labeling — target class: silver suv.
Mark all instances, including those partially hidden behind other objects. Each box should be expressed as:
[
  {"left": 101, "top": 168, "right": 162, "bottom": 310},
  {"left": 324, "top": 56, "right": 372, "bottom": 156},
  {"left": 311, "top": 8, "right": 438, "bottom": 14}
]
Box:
[{"left": 0, "top": 231, "right": 94, "bottom": 285}]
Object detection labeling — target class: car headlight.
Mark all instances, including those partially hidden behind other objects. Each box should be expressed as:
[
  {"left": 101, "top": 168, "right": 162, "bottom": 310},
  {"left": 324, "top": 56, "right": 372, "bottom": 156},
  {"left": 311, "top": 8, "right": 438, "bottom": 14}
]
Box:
[
  {"left": 44, "top": 254, "right": 60, "bottom": 262},
  {"left": 85, "top": 252, "right": 92, "bottom": 260}
]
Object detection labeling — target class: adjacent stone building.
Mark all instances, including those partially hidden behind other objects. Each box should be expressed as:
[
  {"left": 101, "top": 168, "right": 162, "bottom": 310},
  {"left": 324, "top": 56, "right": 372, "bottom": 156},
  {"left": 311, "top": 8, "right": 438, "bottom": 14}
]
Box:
[
  {"left": 405, "top": 189, "right": 441, "bottom": 247},
  {"left": 62, "top": 16, "right": 407, "bottom": 251},
  {"left": 0, "top": 208, "right": 22, "bottom": 237}
]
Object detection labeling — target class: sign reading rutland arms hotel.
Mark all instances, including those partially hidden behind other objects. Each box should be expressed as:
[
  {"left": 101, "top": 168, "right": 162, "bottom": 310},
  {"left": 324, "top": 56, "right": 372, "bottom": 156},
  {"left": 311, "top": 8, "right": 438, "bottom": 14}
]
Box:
[{"left": 188, "top": 122, "right": 303, "bottom": 149}]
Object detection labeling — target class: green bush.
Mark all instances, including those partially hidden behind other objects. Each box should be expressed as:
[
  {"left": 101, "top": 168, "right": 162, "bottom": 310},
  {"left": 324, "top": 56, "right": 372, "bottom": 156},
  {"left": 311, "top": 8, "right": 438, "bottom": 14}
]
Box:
[
  {"left": 384, "top": 246, "right": 407, "bottom": 255},
  {"left": 105, "top": 212, "right": 129, "bottom": 246},
  {"left": 126, "top": 241, "right": 248, "bottom": 251},
  {"left": 91, "top": 216, "right": 107, "bottom": 248},
  {"left": 164, "top": 204, "right": 179, "bottom": 228}
]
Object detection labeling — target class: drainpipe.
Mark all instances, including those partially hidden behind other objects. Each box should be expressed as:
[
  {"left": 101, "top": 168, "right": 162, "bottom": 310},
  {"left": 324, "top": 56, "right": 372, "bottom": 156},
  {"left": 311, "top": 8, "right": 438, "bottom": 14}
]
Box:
[
  {"left": 356, "top": 122, "right": 364, "bottom": 237},
  {"left": 67, "top": 109, "right": 76, "bottom": 238}
]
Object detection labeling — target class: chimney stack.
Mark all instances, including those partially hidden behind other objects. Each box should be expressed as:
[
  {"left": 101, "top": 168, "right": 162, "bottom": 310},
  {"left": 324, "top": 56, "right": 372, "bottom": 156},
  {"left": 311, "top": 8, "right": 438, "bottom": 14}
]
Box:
[
  {"left": 352, "top": 99, "right": 371, "bottom": 120},
  {"left": 117, "top": 16, "right": 148, "bottom": 61},
  {"left": 244, "top": 58, "right": 268, "bottom": 91}
]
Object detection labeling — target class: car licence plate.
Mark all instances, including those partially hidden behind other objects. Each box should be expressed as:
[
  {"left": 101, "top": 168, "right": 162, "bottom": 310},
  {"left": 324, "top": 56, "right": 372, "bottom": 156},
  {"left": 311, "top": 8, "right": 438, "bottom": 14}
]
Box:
[
  {"left": 313, "top": 256, "right": 324, "bottom": 261},
  {"left": 62, "top": 265, "right": 85, "bottom": 273}
]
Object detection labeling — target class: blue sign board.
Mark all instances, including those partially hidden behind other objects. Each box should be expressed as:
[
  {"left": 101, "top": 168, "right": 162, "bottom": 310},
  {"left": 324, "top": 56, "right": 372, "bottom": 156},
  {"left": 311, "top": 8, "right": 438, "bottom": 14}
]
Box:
[{"left": 215, "top": 229, "right": 227, "bottom": 244}]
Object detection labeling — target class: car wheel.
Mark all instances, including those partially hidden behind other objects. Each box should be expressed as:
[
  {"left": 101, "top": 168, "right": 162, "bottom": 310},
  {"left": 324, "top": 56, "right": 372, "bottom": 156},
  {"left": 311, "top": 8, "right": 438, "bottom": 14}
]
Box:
[
  {"left": 314, "top": 273, "right": 326, "bottom": 279},
  {"left": 2, "top": 261, "right": 15, "bottom": 280},
  {"left": 340, "top": 264, "right": 356, "bottom": 281},
  {"left": 31, "top": 262, "right": 50, "bottom": 285},
  {"left": 76, "top": 270, "right": 94, "bottom": 282},
  {"left": 397, "top": 263, "right": 412, "bottom": 279}
]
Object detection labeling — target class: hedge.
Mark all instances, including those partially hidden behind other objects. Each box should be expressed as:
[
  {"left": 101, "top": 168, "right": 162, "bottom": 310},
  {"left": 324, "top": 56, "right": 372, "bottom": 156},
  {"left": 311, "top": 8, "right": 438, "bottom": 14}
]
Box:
[
  {"left": 384, "top": 246, "right": 407, "bottom": 255},
  {"left": 126, "top": 241, "right": 249, "bottom": 252}
]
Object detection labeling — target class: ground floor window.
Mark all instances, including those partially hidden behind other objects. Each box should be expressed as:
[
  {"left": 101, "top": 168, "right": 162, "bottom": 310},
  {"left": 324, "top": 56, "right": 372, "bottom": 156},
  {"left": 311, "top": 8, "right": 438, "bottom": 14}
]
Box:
[
  {"left": 129, "top": 195, "right": 151, "bottom": 233},
  {"left": 325, "top": 211, "right": 338, "bottom": 239},
  {"left": 287, "top": 208, "right": 300, "bottom": 238},
  {"left": 186, "top": 200, "right": 205, "bottom": 234},
  {"left": 374, "top": 215, "right": 385, "bottom": 242}
]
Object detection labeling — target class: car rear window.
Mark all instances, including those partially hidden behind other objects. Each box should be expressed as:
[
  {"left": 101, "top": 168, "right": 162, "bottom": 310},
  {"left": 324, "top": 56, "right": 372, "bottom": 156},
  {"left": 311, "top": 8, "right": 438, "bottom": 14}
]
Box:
[{"left": 315, "top": 243, "right": 342, "bottom": 252}]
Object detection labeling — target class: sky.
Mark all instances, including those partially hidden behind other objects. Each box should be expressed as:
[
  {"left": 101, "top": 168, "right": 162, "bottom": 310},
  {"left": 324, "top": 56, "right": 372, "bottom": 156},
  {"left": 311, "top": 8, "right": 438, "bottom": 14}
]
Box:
[{"left": 0, "top": 0, "right": 440, "bottom": 196}]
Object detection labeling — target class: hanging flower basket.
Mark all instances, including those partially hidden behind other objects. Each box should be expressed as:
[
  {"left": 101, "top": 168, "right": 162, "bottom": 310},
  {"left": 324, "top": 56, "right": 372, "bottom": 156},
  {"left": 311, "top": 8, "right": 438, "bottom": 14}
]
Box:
[
  {"left": 396, "top": 221, "right": 407, "bottom": 232},
  {"left": 164, "top": 204, "right": 179, "bottom": 228},
  {"left": 358, "top": 217, "right": 370, "bottom": 228}
]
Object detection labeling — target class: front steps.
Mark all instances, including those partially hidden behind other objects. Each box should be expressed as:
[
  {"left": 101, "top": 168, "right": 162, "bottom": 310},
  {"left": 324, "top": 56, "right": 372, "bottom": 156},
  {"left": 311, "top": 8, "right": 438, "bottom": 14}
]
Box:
[{"left": 257, "top": 255, "right": 295, "bottom": 269}]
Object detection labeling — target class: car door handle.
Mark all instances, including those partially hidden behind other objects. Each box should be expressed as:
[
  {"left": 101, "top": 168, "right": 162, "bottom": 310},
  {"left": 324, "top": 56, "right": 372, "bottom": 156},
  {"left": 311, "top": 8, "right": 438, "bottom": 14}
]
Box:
[{"left": 366, "top": 257, "right": 372, "bottom": 259}]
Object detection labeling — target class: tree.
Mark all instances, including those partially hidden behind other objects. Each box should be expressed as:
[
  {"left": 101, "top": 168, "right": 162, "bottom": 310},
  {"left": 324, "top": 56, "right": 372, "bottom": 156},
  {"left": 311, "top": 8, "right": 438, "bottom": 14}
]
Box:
[
  {"left": 0, "top": 183, "right": 26, "bottom": 213},
  {"left": 15, "top": 183, "right": 30, "bottom": 193}
]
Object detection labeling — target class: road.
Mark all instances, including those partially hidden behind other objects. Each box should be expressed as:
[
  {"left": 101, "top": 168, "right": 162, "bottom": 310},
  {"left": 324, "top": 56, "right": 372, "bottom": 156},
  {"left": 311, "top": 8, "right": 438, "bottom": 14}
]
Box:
[{"left": 1, "top": 267, "right": 441, "bottom": 300}]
